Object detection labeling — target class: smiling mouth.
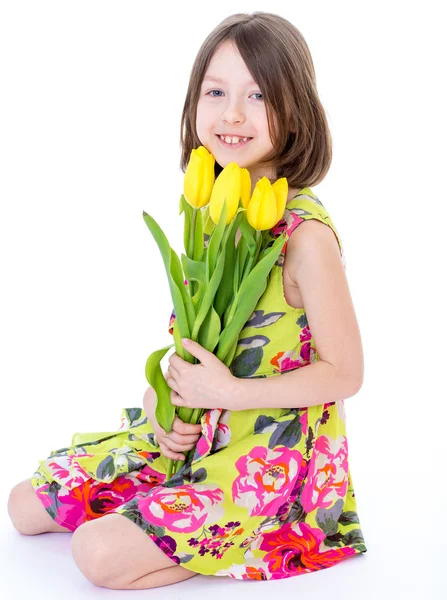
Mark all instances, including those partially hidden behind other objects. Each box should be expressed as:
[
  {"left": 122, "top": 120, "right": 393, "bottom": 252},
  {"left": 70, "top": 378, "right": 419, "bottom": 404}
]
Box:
[{"left": 216, "top": 135, "right": 253, "bottom": 149}]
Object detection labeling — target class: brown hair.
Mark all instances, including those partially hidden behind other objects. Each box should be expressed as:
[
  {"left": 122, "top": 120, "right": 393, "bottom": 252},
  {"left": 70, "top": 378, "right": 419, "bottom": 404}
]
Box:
[{"left": 179, "top": 12, "right": 332, "bottom": 189}]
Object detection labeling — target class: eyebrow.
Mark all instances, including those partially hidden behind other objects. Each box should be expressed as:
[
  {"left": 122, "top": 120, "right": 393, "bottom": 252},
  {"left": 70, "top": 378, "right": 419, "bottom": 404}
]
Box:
[{"left": 203, "top": 75, "right": 257, "bottom": 85}]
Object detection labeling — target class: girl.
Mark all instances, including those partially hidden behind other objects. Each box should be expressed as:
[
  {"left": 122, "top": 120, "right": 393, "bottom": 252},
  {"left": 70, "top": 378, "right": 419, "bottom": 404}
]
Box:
[{"left": 8, "top": 11, "right": 367, "bottom": 589}]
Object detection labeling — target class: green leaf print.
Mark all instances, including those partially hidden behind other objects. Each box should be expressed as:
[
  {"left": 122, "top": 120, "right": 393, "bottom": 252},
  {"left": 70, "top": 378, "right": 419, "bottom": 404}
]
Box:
[
  {"left": 124, "top": 407, "right": 147, "bottom": 427},
  {"left": 316, "top": 498, "right": 343, "bottom": 536},
  {"left": 119, "top": 499, "right": 165, "bottom": 536},
  {"left": 253, "top": 415, "right": 276, "bottom": 432},
  {"left": 323, "top": 532, "right": 345, "bottom": 547},
  {"left": 178, "top": 554, "right": 196, "bottom": 564},
  {"left": 96, "top": 455, "right": 116, "bottom": 480},
  {"left": 305, "top": 425, "right": 315, "bottom": 457},
  {"left": 283, "top": 495, "right": 307, "bottom": 524},
  {"left": 268, "top": 415, "right": 302, "bottom": 449},
  {"left": 230, "top": 346, "right": 264, "bottom": 377},
  {"left": 338, "top": 510, "right": 360, "bottom": 526},
  {"left": 343, "top": 528, "right": 366, "bottom": 547}
]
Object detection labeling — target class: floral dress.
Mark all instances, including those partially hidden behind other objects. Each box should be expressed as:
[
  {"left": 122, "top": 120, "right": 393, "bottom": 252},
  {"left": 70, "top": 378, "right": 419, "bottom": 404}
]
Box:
[{"left": 30, "top": 187, "right": 367, "bottom": 581}]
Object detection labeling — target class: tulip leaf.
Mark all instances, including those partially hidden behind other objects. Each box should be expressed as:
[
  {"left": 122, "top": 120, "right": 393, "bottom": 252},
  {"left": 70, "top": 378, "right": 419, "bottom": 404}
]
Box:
[
  {"left": 237, "top": 235, "right": 250, "bottom": 289},
  {"left": 191, "top": 209, "right": 239, "bottom": 340},
  {"left": 192, "top": 281, "right": 203, "bottom": 311},
  {"left": 142, "top": 211, "right": 194, "bottom": 357},
  {"left": 206, "top": 202, "right": 227, "bottom": 282},
  {"left": 181, "top": 253, "right": 206, "bottom": 283},
  {"left": 233, "top": 246, "right": 240, "bottom": 297},
  {"left": 179, "top": 195, "right": 193, "bottom": 257},
  {"left": 145, "top": 343, "right": 176, "bottom": 435},
  {"left": 198, "top": 304, "right": 221, "bottom": 353},
  {"left": 216, "top": 232, "right": 287, "bottom": 364},
  {"left": 192, "top": 232, "right": 227, "bottom": 340},
  {"left": 193, "top": 208, "right": 204, "bottom": 263},
  {"left": 214, "top": 211, "right": 242, "bottom": 319},
  {"left": 238, "top": 211, "right": 257, "bottom": 257}
]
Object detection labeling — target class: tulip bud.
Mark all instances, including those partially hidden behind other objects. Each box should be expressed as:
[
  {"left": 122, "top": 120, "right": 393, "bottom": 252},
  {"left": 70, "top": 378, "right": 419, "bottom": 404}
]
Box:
[
  {"left": 240, "top": 168, "right": 251, "bottom": 209},
  {"left": 184, "top": 146, "right": 215, "bottom": 209},
  {"left": 246, "top": 177, "right": 278, "bottom": 230},
  {"left": 271, "top": 177, "right": 288, "bottom": 224},
  {"left": 209, "top": 162, "right": 241, "bottom": 225}
]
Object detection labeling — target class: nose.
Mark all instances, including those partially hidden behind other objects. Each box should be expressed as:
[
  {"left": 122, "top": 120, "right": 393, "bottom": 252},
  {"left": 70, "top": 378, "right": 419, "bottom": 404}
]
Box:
[{"left": 221, "top": 98, "right": 246, "bottom": 126}]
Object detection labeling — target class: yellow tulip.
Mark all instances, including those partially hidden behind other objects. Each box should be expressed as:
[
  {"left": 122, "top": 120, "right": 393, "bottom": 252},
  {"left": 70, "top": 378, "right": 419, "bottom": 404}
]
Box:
[
  {"left": 209, "top": 162, "right": 241, "bottom": 225},
  {"left": 240, "top": 168, "right": 251, "bottom": 209},
  {"left": 271, "top": 177, "right": 289, "bottom": 224},
  {"left": 183, "top": 146, "right": 215, "bottom": 209},
  {"left": 246, "top": 177, "right": 279, "bottom": 231}
]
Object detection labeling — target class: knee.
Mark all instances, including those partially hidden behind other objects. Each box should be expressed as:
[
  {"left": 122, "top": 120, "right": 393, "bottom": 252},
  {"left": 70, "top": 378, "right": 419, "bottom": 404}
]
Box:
[
  {"left": 7, "top": 481, "right": 36, "bottom": 535},
  {"left": 71, "top": 521, "right": 115, "bottom": 587}
]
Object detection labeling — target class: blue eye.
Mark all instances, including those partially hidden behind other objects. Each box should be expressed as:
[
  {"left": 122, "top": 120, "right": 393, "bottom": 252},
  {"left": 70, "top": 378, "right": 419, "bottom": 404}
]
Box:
[{"left": 208, "top": 90, "right": 263, "bottom": 100}]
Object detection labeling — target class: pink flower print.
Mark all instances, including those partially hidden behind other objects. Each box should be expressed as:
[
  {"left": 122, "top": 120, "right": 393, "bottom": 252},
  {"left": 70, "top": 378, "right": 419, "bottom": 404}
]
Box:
[
  {"left": 285, "top": 213, "right": 305, "bottom": 236},
  {"left": 41, "top": 454, "right": 94, "bottom": 490},
  {"left": 270, "top": 349, "right": 310, "bottom": 374},
  {"left": 259, "top": 521, "right": 356, "bottom": 577},
  {"left": 300, "top": 434, "right": 349, "bottom": 514},
  {"left": 213, "top": 409, "right": 232, "bottom": 452},
  {"left": 194, "top": 408, "right": 223, "bottom": 460},
  {"left": 37, "top": 472, "right": 148, "bottom": 531},
  {"left": 300, "top": 325, "right": 312, "bottom": 343},
  {"left": 299, "top": 410, "right": 308, "bottom": 437},
  {"left": 232, "top": 446, "right": 303, "bottom": 517},
  {"left": 270, "top": 218, "right": 288, "bottom": 237},
  {"left": 137, "top": 484, "right": 225, "bottom": 533}
]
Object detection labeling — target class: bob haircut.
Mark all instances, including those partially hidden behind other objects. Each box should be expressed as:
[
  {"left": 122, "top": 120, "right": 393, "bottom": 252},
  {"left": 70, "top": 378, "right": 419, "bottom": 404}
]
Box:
[{"left": 179, "top": 11, "right": 332, "bottom": 189}]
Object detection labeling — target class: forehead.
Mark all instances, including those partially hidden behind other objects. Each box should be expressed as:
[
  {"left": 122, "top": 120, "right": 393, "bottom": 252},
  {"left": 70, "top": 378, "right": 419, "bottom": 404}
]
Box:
[
  {"left": 203, "top": 74, "right": 257, "bottom": 85},
  {"left": 203, "top": 42, "right": 257, "bottom": 86}
]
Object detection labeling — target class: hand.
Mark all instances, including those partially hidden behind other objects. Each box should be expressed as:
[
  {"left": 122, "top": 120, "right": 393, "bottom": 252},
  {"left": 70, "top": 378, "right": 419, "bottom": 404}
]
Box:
[
  {"left": 143, "top": 385, "right": 202, "bottom": 461},
  {"left": 166, "top": 338, "right": 237, "bottom": 411}
]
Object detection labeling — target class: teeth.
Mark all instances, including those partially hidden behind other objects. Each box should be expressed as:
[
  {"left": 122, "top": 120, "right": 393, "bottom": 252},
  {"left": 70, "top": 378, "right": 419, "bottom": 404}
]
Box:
[{"left": 219, "top": 135, "right": 250, "bottom": 144}]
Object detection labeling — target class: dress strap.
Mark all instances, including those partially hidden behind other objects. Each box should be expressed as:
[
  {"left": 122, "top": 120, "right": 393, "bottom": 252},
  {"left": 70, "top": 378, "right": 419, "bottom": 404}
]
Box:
[{"left": 270, "top": 187, "right": 346, "bottom": 270}]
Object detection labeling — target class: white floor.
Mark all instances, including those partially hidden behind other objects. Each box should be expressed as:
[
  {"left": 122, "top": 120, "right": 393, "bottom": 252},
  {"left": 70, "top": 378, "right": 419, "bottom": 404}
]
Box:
[{"left": 1, "top": 473, "right": 444, "bottom": 600}]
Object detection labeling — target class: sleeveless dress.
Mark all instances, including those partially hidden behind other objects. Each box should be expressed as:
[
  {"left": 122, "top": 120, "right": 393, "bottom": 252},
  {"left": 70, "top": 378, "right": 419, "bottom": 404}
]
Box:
[{"left": 30, "top": 187, "right": 367, "bottom": 581}]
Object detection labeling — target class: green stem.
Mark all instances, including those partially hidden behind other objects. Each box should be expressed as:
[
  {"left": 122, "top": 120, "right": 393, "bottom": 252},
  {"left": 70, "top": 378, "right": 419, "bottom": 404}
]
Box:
[
  {"left": 243, "top": 229, "right": 261, "bottom": 277},
  {"left": 188, "top": 208, "right": 197, "bottom": 298}
]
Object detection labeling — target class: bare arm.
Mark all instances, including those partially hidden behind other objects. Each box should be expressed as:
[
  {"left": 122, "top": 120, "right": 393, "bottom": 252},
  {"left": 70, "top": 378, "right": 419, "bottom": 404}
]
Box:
[
  {"left": 232, "top": 359, "right": 360, "bottom": 410},
  {"left": 232, "top": 219, "right": 364, "bottom": 411}
]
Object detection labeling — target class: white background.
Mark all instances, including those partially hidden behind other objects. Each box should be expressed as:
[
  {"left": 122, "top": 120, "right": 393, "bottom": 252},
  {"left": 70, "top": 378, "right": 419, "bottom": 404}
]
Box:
[{"left": 1, "top": 1, "right": 446, "bottom": 598}]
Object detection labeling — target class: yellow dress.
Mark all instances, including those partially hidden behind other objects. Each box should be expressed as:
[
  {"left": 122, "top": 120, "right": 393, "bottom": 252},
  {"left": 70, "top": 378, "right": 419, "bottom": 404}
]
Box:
[{"left": 31, "top": 188, "right": 367, "bottom": 580}]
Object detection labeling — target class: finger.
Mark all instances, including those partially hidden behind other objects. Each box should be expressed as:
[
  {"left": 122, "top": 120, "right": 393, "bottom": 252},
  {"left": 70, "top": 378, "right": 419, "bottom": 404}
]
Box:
[
  {"left": 158, "top": 440, "right": 186, "bottom": 462},
  {"left": 165, "top": 428, "right": 201, "bottom": 446},
  {"left": 172, "top": 416, "right": 203, "bottom": 435},
  {"left": 167, "top": 363, "right": 181, "bottom": 379},
  {"left": 170, "top": 390, "right": 186, "bottom": 407},
  {"left": 162, "top": 435, "right": 197, "bottom": 452}
]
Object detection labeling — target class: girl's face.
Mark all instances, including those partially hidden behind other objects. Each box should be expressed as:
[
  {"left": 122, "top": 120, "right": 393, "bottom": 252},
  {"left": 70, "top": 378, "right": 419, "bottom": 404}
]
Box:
[{"left": 196, "top": 40, "right": 278, "bottom": 193}]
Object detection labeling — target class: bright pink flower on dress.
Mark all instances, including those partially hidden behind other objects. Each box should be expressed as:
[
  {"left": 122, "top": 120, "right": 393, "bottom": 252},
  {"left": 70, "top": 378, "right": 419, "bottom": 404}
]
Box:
[
  {"left": 232, "top": 446, "right": 303, "bottom": 517},
  {"left": 258, "top": 521, "right": 357, "bottom": 577},
  {"left": 136, "top": 484, "right": 225, "bottom": 533},
  {"left": 300, "top": 434, "right": 349, "bottom": 513},
  {"left": 36, "top": 472, "right": 150, "bottom": 531}
]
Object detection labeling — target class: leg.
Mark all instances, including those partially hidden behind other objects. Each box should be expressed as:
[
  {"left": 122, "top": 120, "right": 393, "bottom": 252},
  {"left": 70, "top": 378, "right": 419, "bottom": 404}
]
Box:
[
  {"left": 71, "top": 513, "right": 200, "bottom": 590},
  {"left": 7, "top": 478, "right": 72, "bottom": 535}
]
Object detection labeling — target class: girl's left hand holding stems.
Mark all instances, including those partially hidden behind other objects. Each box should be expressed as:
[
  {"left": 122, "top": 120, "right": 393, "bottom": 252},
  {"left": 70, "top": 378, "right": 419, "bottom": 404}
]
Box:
[{"left": 167, "top": 338, "right": 240, "bottom": 411}]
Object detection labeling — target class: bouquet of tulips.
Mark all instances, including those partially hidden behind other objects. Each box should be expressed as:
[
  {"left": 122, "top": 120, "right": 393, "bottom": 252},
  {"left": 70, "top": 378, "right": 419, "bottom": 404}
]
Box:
[{"left": 143, "top": 146, "right": 288, "bottom": 479}]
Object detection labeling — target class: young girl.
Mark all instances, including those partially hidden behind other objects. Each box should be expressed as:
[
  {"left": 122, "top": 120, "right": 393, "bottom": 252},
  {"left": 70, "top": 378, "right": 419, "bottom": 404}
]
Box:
[{"left": 8, "top": 11, "right": 367, "bottom": 589}]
